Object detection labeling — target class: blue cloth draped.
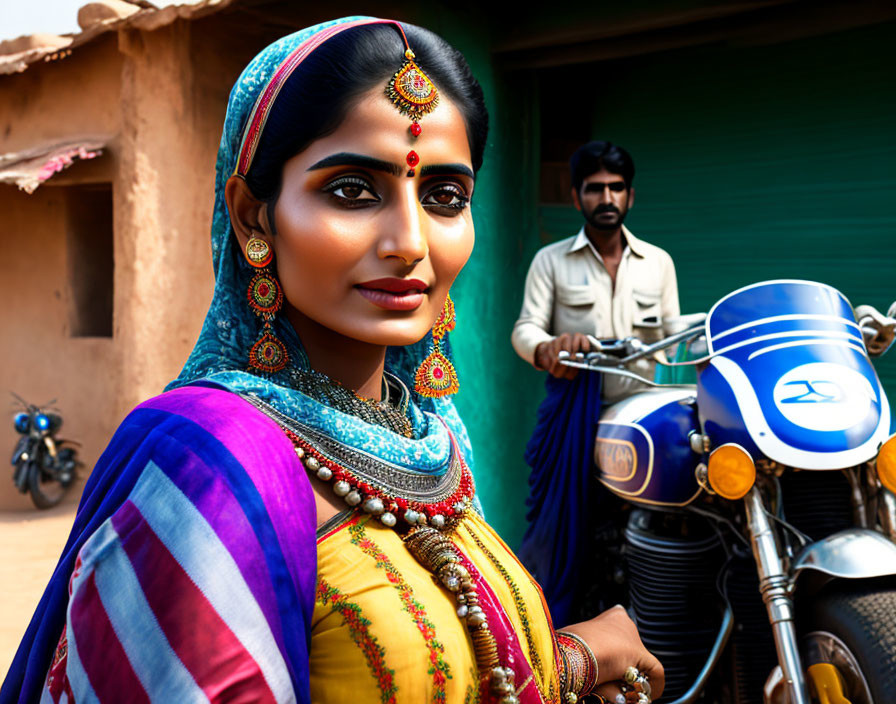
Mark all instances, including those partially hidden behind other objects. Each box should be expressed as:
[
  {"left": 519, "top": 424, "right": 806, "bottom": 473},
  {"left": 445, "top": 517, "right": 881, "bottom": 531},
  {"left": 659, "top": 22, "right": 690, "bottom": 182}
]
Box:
[{"left": 518, "top": 371, "right": 602, "bottom": 628}]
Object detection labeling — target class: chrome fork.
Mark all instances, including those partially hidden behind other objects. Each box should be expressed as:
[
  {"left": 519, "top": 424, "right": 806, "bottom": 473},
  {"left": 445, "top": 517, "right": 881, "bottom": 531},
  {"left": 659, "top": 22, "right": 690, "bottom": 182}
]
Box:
[
  {"left": 880, "top": 488, "right": 896, "bottom": 541},
  {"left": 844, "top": 466, "right": 869, "bottom": 528},
  {"left": 744, "top": 487, "right": 810, "bottom": 704}
]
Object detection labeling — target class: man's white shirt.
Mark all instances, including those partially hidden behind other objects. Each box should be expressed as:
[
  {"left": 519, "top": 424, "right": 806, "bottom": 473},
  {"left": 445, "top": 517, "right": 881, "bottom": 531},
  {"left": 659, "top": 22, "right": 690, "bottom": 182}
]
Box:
[{"left": 511, "top": 225, "right": 680, "bottom": 402}]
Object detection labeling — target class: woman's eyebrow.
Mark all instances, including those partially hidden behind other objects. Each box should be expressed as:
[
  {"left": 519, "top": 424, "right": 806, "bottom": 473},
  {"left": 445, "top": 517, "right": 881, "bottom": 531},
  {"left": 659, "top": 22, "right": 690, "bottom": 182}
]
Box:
[
  {"left": 419, "top": 163, "right": 474, "bottom": 179},
  {"left": 307, "top": 152, "right": 402, "bottom": 176}
]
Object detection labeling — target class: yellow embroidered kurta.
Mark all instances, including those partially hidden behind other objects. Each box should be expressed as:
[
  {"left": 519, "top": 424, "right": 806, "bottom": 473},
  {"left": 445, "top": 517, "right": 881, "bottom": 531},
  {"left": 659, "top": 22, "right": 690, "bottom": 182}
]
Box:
[{"left": 310, "top": 511, "right": 562, "bottom": 703}]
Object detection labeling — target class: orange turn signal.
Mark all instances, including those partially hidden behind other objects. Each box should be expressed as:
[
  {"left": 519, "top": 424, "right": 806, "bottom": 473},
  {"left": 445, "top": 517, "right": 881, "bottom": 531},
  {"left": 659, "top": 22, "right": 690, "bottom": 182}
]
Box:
[
  {"left": 707, "top": 443, "right": 756, "bottom": 500},
  {"left": 877, "top": 434, "right": 896, "bottom": 494}
]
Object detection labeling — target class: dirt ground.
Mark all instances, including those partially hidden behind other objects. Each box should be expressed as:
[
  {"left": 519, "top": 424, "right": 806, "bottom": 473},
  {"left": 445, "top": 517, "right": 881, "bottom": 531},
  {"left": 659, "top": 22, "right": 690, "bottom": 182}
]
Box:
[{"left": 0, "top": 501, "right": 77, "bottom": 681}]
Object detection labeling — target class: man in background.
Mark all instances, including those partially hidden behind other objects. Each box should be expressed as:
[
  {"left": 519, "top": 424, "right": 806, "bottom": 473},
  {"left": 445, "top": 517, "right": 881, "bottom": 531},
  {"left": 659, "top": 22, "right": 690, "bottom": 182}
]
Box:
[
  {"left": 512, "top": 140, "right": 679, "bottom": 402},
  {"left": 514, "top": 141, "right": 680, "bottom": 625}
]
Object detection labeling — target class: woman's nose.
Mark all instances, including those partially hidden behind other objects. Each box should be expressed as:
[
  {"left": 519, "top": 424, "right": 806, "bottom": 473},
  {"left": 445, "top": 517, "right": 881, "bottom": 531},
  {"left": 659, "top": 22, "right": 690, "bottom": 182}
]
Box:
[{"left": 378, "top": 186, "right": 428, "bottom": 265}]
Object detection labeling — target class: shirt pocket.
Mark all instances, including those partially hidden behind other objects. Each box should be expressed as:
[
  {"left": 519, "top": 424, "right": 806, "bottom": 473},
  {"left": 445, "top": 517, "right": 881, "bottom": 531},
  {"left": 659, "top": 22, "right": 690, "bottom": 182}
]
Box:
[
  {"left": 555, "top": 284, "right": 598, "bottom": 329},
  {"left": 633, "top": 288, "right": 663, "bottom": 340},
  {"left": 633, "top": 288, "right": 662, "bottom": 318},
  {"left": 556, "top": 284, "right": 596, "bottom": 307}
]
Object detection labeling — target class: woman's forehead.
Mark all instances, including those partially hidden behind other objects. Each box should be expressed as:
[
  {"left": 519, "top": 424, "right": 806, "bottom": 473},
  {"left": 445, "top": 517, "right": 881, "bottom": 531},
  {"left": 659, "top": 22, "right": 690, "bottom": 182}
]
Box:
[{"left": 288, "top": 89, "right": 473, "bottom": 173}]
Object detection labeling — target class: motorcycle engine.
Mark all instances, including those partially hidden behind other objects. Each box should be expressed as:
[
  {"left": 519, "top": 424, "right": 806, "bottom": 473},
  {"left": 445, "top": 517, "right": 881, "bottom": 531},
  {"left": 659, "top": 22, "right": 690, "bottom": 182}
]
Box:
[
  {"left": 624, "top": 469, "right": 855, "bottom": 704},
  {"left": 625, "top": 509, "right": 726, "bottom": 701}
]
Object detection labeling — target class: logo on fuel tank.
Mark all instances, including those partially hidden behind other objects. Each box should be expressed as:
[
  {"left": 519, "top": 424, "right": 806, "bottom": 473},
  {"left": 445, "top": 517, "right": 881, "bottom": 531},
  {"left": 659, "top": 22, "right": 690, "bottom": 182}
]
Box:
[
  {"left": 596, "top": 438, "right": 637, "bottom": 481},
  {"left": 772, "top": 362, "right": 877, "bottom": 431}
]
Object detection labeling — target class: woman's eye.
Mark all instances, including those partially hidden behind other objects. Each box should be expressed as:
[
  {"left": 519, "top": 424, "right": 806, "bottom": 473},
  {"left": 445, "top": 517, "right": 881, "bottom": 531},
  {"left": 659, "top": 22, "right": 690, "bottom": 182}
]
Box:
[
  {"left": 324, "top": 176, "right": 379, "bottom": 207},
  {"left": 422, "top": 183, "right": 470, "bottom": 215}
]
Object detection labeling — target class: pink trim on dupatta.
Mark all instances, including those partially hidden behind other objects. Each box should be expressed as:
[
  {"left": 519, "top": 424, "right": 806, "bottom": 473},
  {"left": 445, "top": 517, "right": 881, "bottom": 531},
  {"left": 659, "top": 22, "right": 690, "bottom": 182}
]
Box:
[
  {"left": 455, "top": 551, "right": 548, "bottom": 704},
  {"left": 235, "top": 17, "right": 395, "bottom": 176}
]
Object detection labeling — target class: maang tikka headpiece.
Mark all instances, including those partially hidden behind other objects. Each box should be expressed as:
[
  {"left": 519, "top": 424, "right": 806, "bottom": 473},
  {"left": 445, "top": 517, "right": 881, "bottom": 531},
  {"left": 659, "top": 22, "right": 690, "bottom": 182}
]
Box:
[
  {"left": 385, "top": 24, "right": 440, "bottom": 177},
  {"left": 235, "top": 18, "right": 440, "bottom": 179}
]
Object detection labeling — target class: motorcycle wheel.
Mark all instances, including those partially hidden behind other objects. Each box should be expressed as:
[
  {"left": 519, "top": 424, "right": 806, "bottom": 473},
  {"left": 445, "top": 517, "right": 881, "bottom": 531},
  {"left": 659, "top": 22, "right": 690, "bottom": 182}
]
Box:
[
  {"left": 802, "top": 580, "right": 896, "bottom": 704},
  {"left": 26, "top": 462, "right": 69, "bottom": 510}
]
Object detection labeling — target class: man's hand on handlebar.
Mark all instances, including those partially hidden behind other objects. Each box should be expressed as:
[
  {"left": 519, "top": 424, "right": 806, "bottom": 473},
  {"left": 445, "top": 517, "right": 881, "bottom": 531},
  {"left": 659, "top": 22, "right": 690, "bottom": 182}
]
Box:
[{"left": 535, "top": 333, "right": 592, "bottom": 379}]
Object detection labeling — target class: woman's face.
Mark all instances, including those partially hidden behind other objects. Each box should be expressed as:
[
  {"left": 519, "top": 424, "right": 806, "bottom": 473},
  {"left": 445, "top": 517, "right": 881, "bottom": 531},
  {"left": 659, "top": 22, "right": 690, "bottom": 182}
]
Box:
[{"left": 268, "top": 88, "right": 475, "bottom": 348}]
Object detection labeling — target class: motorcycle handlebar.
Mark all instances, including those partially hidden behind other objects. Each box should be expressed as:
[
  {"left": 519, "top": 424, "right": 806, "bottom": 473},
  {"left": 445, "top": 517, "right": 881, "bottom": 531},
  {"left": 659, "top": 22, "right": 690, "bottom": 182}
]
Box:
[
  {"left": 559, "top": 324, "right": 705, "bottom": 367},
  {"left": 561, "top": 319, "right": 892, "bottom": 373}
]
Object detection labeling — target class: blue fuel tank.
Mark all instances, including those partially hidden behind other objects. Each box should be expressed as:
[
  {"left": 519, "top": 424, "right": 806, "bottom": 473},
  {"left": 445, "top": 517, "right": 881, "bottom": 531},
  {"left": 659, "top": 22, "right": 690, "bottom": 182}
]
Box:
[{"left": 595, "top": 387, "right": 703, "bottom": 507}]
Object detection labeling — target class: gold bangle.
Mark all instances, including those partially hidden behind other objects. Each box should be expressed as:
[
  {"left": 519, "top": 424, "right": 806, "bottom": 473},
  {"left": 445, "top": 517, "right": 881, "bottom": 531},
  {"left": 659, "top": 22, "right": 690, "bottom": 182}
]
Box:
[{"left": 556, "top": 630, "right": 599, "bottom": 697}]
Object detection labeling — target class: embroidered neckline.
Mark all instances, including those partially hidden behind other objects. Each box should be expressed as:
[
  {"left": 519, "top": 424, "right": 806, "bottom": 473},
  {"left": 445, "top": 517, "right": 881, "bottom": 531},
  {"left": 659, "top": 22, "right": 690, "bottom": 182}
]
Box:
[{"left": 242, "top": 393, "right": 475, "bottom": 531}]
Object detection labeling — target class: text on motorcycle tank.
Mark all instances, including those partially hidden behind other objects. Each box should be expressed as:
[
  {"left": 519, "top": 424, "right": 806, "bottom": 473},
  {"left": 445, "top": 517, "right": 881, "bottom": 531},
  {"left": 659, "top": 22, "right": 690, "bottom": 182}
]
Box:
[{"left": 596, "top": 438, "right": 637, "bottom": 481}]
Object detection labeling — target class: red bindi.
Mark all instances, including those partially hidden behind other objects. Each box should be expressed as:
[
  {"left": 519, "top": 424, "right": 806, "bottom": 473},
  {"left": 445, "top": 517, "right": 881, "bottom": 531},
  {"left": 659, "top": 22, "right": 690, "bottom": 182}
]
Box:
[{"left": 406, "top": 150, "right": 420, "bottom": 178}]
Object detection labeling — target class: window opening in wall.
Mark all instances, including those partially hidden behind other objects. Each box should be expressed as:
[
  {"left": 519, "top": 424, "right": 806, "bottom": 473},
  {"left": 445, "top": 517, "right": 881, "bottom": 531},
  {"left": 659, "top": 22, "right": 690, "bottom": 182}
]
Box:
[
  {"left": 66, "top": 183, "right": 113, "bottom": 337},
  {"left": 539, "top": 66, "right": 592, "bottom": 206}
]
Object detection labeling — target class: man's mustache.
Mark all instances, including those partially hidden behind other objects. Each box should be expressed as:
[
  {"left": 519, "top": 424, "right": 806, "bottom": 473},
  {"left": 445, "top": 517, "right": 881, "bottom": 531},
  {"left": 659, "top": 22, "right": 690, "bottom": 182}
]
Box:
[{"left": 593, "top": 204, "right": 620, "bottom": 215}]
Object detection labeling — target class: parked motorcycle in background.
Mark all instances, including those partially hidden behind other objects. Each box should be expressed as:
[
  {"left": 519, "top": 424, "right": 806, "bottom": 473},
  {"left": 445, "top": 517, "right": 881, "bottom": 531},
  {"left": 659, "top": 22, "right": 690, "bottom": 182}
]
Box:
[
  {"left": 561, "top": 280, "right": 896, "bottom": 704},
  {"left": 10, "top": 394, "right": 79, "bottom": 509}
]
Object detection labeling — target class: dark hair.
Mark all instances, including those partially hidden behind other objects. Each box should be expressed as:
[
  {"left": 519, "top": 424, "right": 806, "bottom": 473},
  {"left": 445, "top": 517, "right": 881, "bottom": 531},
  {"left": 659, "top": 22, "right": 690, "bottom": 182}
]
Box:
[
  {"left": 245, "top": 22, "right": 489, "bottom": 202},
  {"left": 569, "top": 140, "right": 635, "bottom": 191}
]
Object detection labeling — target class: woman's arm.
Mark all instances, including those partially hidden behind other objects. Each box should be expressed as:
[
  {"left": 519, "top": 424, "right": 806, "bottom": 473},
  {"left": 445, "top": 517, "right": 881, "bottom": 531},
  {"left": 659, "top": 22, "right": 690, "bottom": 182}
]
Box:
[
  {"left": 558, "top": 606, "right": 665, "bottom": 702},
  {"left": 8, "top": 386, "right": 317, "bottom": 704},
  {"left": 49, "top": 458, "right": 303, "bottom": 703}
]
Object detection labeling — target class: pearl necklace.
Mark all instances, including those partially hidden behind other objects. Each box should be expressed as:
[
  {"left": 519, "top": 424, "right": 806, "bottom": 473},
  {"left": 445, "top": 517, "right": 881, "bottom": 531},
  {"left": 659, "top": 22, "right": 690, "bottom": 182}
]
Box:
[
  {"left": 286, "top": 427, "right": 474, "bottom": 529},
  {"left": 404, "top": 526, "right": 521, "bottom": 704}
]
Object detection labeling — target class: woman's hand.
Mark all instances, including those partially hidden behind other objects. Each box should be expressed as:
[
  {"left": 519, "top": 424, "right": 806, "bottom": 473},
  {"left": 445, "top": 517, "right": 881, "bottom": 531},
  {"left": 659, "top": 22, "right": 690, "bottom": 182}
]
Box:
[{"left": 561, "top": 605, "right": 664, "bottom": 701}]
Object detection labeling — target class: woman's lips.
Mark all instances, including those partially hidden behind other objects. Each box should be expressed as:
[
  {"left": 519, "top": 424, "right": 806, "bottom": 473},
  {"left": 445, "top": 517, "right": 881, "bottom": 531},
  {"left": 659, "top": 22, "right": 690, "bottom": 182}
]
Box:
[{"left": 355, "top": 278, "right": 428, "bottom": 311}]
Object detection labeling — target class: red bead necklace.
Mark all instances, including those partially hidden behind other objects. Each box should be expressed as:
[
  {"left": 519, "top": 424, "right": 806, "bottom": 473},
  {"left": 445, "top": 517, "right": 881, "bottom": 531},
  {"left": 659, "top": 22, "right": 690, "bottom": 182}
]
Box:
[{"left": 284, "top": 427, "right": 475, "bottom": 530}]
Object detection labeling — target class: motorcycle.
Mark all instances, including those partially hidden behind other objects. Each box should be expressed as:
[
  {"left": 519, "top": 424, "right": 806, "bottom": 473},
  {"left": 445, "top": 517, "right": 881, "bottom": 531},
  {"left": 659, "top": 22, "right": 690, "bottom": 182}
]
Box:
[
  {"left": 560, "top": 280, "right": 896, "bottom": 704},
  {"left": 10, "top": 394, "right": 79, "bottom": 509}
]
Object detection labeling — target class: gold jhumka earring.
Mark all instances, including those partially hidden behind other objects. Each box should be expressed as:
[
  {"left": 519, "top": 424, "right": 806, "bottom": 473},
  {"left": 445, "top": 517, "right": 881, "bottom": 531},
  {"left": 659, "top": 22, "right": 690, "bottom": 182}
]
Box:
[
  {"left": 244, "top": 236, "right": 289, "bottom": 374},
  {"left": 414, "top": 294, "right": 459, "bottom": 398}
]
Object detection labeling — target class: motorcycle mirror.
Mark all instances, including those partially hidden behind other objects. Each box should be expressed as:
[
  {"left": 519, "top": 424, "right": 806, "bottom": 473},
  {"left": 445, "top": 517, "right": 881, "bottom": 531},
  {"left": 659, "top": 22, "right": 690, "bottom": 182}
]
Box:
[{"left": 10, "top": 391, "right": 28, "bottom": 409}]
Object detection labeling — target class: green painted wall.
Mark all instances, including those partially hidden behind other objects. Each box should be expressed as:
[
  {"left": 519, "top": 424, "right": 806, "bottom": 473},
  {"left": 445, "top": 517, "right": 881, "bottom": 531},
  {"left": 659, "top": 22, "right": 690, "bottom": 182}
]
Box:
[
  {"left": 429, "top": 12, "right": 896, "bottom": 548},
  {"left": 538, "top": 20, "right": 896, "bottom": 412},
  {"left": 420, "top": 8, "right": 545, "bottom": 548}
]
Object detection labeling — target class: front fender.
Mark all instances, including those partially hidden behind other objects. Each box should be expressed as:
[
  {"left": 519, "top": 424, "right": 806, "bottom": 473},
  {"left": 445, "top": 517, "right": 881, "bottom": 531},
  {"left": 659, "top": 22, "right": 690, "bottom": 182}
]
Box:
[
  {"left": 10, "top": 436, "right": 31, "bottom": 466},
  {"left": 13, "top": 460, "right": 34, "bottom": 493},
  {"left": 793, "top": 529, "right": 896, "bottom": 593}
]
